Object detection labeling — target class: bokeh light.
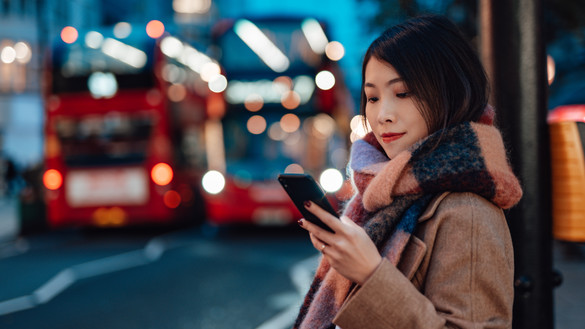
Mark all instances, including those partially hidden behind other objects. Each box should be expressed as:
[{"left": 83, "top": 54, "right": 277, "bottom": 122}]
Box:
[
  {"left": 284, "top": 163, "right": 304, "bottom": 174},
  {"left": 146, "top": 20, "right": 165, "bottom": 39},
  {"left": 274, "top": 76, "right": 293, "bottom": 90},
  {"left": 208, "top": 74, "right": 228, "bottom": 93},
  {"left": 268, "top": 122, "right": 287, "bottom": 141},
  {"left": 315, "top": 70, "right": 335, "bottom": 90},
  {"left": 247, "top": 115, "right": 267, "bottom": 134},
  {"left": 151, "top": 163, "right": 174, "bottom": 186},
  {"left": 168, "top": 84, "right": 187, "bottom": 102},
  {"left": 280, "top": 113, "right": 301, "bottom": 133},
  {"left": 320, "top": 168, "right": 344, "bottom": 193},
  {"left": 14, "top": 42, "right": 31, "bottom": 63},
  {"left": 301, "top": 18, "right": 328, "bottom": 54},
  {"left": 200, "top": 62, "right": 221, "bottom": 82},
  {"left": 173, "top": 0, "right": 211, "bottom": 14},
  {"left": 312, "top": 113, "right": 336, "bottom": 138},
  {"left": 284, "top": 131, "right": 301, "bottom": 145},
  {"left": 281, "top": 91, "right": 301, "bottom": 110},
  {"left": 0, "top": 46, "right": 16, "bottom": 64},
  {"left": 85, "top": 31, "right": 104, "bottom": 49},
  {"left": 113, "top": 22, "right": 132, "bottom": 39},
  {"left": 163, "top": 190, "right": 181, "bottom": 209},
  {"left": 61, "top": 26, "right": 79, "bottom": 44},
  {"left": 161, "top": 36, "right": 183, "bottom": 58},
  {"left": 325, "top": 41, "right": 345, "bottom": 61},
  {"left": 88, "top": 72, "right": 118, "bottom": 99},
  {"left": 244, "top": 93, "right": 264, "bottom": 112},
  {"left": 202, "top": 170, "right": 226, "bottom": 194},
  {"left": 43, "top": 169, "right": 63, "bottom": 190}
]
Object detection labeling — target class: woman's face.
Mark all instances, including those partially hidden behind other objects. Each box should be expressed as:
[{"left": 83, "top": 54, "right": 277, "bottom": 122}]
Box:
[{"left": 364, "top": 57, "right": 429, "bottom": 159}]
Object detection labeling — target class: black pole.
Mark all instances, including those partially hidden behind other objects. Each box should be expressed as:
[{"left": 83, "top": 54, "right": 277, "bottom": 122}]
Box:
[{"left": 480, "top": 0, "right": 553, "bottom": 328}]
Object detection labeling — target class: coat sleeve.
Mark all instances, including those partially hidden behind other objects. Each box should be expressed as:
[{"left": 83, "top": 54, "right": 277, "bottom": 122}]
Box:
[{"left": 333, "top": 192, "right": 515, "bottom": 329}]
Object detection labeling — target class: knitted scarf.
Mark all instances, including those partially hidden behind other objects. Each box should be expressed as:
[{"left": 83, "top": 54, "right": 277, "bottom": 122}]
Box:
[{"left": 294, "top": 120, "right": 523, "bottom": 329}]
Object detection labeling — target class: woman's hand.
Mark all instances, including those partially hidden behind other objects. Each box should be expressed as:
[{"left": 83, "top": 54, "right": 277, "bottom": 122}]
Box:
[{"left": 299, "top": 201, "right": 382, "bottom": 285}]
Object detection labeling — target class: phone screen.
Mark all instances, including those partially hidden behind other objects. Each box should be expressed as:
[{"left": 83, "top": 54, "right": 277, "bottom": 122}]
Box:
[{"left": 278, "top": 173, "right": 338, "bottom": 232}]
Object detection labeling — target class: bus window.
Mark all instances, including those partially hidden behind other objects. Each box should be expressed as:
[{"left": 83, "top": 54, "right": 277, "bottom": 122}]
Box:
[
  {"left": 54, "top": 113, "right": 154, "bottom": 166},
  {"left": 51, "top": 35, "right": 156, "bottom": 94}
]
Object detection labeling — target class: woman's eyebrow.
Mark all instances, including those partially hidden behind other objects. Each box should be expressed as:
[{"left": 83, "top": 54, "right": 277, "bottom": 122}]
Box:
[{"left": 364, "top": 78, "right": 403, "bottom": 88}]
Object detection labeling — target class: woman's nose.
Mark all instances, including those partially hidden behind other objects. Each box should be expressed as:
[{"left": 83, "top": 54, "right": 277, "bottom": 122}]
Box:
[{"left": 378, "top": 102, "right": 396, "bottom": 123}]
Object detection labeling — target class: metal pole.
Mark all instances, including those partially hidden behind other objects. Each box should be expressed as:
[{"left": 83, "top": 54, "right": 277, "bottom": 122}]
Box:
[{"left": 479, "top": 0, "right": 554, "bottom": 328}]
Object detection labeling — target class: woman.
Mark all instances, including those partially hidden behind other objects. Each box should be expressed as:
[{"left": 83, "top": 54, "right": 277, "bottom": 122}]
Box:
[{"left": 294, "top": 15, "right": 522, "bottom": 329}]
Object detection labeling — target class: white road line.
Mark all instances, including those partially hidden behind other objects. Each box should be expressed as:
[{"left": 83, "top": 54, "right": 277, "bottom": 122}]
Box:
[
  {"left": 72, "top": 250, "right": 150, "bottom": 279},
  {"left": 254, "top": 254, "right": 320, "bottom": 329},
  {"left": 0, "top": 230, "right": 190, "bottom": 316},
  {"left": 33, "top": 269, "right": 76, "bottom": 304},
  {"left": 0, "top": 296, "right": 35, "bottom": 315}
]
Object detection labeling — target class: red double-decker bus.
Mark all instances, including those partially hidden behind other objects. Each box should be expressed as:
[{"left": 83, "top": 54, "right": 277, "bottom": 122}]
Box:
[
  {"left": 201, "top": 17, "right": 353, "bottom": 226},
  {"left": 42, "top": 23, "right": 211, "bottom": 228}
]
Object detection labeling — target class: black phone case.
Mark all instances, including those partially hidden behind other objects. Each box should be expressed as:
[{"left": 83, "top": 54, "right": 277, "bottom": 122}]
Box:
[{"left": 278, "top": 173, "right": 338, "bottom": 233}]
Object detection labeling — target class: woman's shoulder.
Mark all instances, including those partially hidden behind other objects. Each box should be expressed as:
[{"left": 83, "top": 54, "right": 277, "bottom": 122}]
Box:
[
  {"left": 419, "top": 192, "right": 509, "bottom": 234},
  {"left": 440, "top": 191, "right": 504, "bottom": 211},
  {"left": 414, "top": 191, "right": 514, "bottom": 274},
  {"left": 422, "top": 191, "right": 503, "bottom": 217}
]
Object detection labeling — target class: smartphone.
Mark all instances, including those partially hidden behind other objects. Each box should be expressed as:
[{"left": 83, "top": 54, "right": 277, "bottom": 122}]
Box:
[{"left": 278, "top": 173, "right": 339, "bottom": 233}]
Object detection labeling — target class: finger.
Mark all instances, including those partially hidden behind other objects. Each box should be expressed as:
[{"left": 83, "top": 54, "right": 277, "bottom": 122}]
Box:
[
  {"left": 301, "top": 217, "right": 335, "bottom": 244},
  {"left": 298, "top": 218, "right": 309, "bottom": 231},
  {"left": 304, "top": 201, "right": 344, "bottom": 233},
  {"left": 309, "top": 233, "right": 326, "bottom": 250}
]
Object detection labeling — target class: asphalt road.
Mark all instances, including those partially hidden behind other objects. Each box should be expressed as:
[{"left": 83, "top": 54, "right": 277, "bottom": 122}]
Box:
[{"left": 0, "top": 224, "right": 319, "bottom": 329}]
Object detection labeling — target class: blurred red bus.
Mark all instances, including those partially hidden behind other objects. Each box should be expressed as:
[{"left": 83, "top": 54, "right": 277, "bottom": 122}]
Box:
[
  {"left": 202, "top": 17, "right": 353, "bottom": 226},
  {"left": 42, "top": 24, "right": 211, "bottom": 228}
]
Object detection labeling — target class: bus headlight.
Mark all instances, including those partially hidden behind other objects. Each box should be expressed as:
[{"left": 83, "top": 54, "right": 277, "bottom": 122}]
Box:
[
  {"left": 319, "top": 168, "right": 343, "bottom": 193},
  {"left": 202, "top": 170, "right": 226, "bottom": 195}
]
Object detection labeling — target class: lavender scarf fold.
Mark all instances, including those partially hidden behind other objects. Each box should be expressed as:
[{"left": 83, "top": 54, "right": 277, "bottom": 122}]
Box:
[{"left": 294, "top": 121, "right": 523, "bottom": 329}]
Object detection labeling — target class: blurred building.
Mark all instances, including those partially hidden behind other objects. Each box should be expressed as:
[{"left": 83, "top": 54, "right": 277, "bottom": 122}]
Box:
[
  {"left": 0, "top": 0, "right": 135, "bottom": 168},
  {"left": 0, "top": 0, "right": 44, "bottom": 168},
  {"left": 0, "top": 0, "right": 38, "bottom": 94}
]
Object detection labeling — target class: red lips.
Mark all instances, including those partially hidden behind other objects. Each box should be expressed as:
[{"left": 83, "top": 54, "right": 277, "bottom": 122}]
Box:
[{"left": 381, "top": 132, "right": 405, "bottom": 143}]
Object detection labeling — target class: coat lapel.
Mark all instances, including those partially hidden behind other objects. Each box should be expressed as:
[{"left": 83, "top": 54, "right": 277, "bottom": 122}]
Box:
[{"left": 396, "top": 192, "right": 450, "bottom": 285}]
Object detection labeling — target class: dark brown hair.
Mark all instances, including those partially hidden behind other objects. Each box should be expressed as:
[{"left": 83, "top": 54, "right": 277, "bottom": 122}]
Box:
[{"left": 360, "top": 15, "right": 489, "bottom": 134}]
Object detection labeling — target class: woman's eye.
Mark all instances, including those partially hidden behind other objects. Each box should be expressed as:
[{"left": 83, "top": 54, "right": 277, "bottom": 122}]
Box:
[
  {"left": 396, "top": 92, "right": 410, "bottom": 98},
  {"left": 367, "top": 97, "right": 379, "bottom": 103}
]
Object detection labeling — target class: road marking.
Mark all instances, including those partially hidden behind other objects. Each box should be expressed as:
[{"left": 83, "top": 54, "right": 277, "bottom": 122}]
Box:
[
  {"left": 33, "top": 269, "right": 76, "bottom": 304},
  {"left": 254, "top": 254, "right": 320, "bottom": 329},
  {"left": 0, "top": 296, "right": 35, "bottom": 315},
  {"left": 0, "top": 230, "right": 194, "bottom": 316}
]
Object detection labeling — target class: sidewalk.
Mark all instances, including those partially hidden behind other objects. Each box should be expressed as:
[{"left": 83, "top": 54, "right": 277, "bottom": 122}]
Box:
[{"left": 553, "top": 240, "right": 585, "bottom": 329}]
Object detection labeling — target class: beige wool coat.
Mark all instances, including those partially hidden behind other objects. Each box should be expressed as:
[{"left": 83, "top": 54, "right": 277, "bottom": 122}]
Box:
[{"left": 332, "top": 191, "right": 515, "bottom": 329}]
